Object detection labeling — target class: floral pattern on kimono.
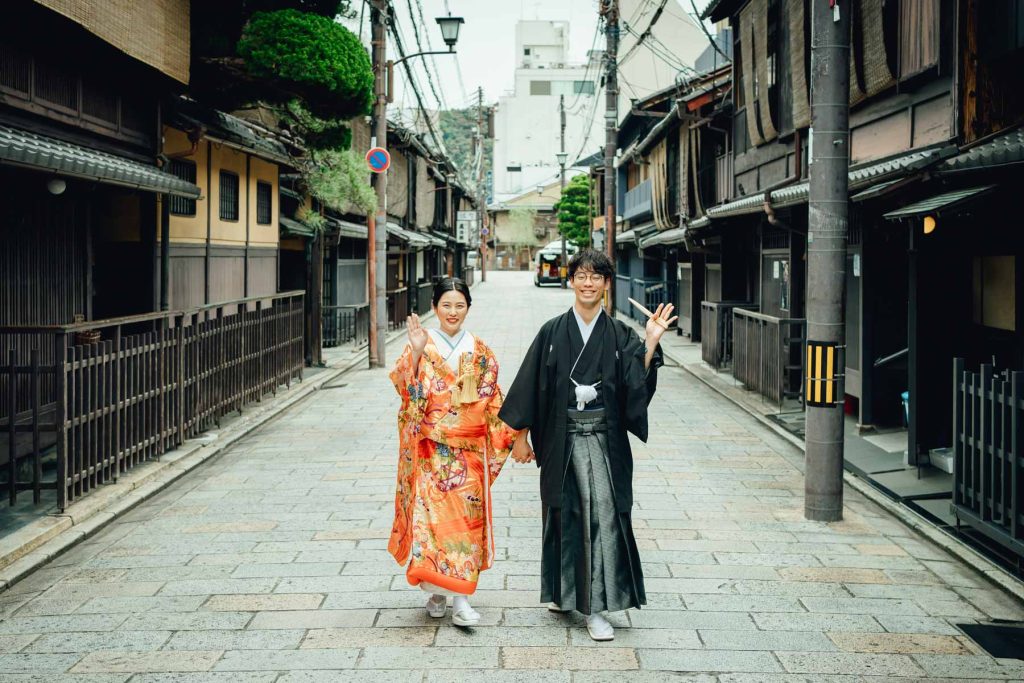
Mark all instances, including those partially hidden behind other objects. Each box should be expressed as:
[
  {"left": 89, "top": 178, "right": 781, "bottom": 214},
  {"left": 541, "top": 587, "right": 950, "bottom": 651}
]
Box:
[{"left": 388, "top": 336, "right": 518, "bottom": 594}]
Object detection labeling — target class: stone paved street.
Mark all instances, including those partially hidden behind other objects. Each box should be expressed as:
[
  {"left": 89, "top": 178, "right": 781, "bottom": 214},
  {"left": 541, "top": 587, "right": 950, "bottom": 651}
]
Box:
[{"left": 1, "top": 271, "right": 1023, "bottom": 682}]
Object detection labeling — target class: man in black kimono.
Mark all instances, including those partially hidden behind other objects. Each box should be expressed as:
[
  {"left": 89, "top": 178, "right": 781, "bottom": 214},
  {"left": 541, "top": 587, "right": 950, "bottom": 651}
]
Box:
[{"left": 499, "top": 249, "right": 675, "bottom": 641}]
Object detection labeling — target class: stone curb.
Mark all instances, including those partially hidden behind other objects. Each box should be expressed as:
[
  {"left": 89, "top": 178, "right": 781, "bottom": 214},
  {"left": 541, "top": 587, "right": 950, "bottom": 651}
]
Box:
[
  {"left": 649, "top": 325, "right": 1024, "bottom": 605},
  {"left": 0, "top": 315, "right": 422, "bottom": 594}
]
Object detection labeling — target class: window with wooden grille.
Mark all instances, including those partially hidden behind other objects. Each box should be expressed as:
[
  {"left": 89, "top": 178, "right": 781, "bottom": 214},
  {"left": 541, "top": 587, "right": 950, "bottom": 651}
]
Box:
[
  {"left": 220, "top": 171, "right": 239, "bottom": 221},
  {"left": 256, "top": 181, "right": 273, "bottom": 225},
  {"left": 168, "top": 159, "right": 197, "bottom": 216}
]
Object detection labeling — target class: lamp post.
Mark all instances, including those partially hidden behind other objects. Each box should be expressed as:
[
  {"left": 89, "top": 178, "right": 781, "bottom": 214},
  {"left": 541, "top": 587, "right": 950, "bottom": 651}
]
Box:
[
  {"left": 369, "top": 3, "right": 463, "bottom": 368},
  {"left": 556, "top": 150, "right": 568, "bottom": 288}
]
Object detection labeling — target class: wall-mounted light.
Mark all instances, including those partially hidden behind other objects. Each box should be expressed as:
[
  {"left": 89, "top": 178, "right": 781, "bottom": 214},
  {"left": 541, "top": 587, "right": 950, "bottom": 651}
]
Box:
[
  {"left": 923, "top": 215, "right": 937, "bottom": 235},
  {"left": 47, "top": 178, "right": 67, "bottom": 195}
]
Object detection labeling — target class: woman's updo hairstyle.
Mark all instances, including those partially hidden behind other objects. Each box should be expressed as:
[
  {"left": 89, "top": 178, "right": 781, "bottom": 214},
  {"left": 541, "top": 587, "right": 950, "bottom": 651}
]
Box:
[{"left": 431, "top": 277, "right": 472, "bottom": 308}]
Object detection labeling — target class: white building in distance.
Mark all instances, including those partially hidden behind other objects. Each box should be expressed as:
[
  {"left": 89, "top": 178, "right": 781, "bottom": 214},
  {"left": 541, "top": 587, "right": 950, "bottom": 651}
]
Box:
[
  {"left": 492, "top": 20, "right": 602, "bottom": 203},
  {"left": 492, "top": 6, "right": 707, "bottom": 204}
]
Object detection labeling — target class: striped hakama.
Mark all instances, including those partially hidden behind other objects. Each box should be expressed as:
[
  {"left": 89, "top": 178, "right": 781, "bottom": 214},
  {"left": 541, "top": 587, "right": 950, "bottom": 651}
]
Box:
[{"left": 540, "top": 409, "right": 646, "bottom": 615}]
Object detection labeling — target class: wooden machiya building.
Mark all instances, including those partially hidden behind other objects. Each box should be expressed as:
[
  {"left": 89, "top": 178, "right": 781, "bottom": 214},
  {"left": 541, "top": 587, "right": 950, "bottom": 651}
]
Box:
[
  {"left": 662, "top": 0, "right": 1024, "bottom": 564},
  {"left": 0, "top": 1, "right": 304, "bottom": 511}
]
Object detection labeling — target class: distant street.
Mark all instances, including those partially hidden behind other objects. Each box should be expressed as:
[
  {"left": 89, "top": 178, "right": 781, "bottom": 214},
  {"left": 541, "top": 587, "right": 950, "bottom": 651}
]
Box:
[{"left": 1, "top": 271, "right": 1022, "bottom": 681}]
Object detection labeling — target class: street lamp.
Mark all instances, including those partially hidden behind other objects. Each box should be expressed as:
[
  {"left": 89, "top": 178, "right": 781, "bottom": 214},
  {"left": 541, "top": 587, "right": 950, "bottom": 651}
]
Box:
[
  {"left": 436, "top": 15, "right": 465, "bottom": 50},
  {"left": 556, "top": 152, "right": 569, "bottom": 288}
]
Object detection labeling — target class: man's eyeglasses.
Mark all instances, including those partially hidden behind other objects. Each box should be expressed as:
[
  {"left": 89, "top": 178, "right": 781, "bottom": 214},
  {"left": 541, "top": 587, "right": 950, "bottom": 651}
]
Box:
[{"left": 572, "top": 272, "right": 606, "bottom": 284}]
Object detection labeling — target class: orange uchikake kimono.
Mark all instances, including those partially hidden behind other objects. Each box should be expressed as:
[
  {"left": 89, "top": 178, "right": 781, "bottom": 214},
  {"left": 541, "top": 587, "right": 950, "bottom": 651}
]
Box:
[{"left": 388, "top": 336, "right": 518, "bottom": 595}]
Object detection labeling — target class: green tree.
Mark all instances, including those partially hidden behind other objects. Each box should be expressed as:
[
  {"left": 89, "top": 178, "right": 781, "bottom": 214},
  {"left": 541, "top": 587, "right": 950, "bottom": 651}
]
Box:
[
  {"left": 238, "top": 9, "right": 373, "bottom": 120},
  {"left": 554, "top": 174, "right": 594, "bottom": 247}
]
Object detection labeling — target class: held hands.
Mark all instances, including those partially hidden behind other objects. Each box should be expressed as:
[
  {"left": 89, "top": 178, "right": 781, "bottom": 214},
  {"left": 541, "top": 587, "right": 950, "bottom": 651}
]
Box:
[
  {"left": 510, "top": 431, "right": 535, "bottom": 464},
  {"left": 644, "top": 303, "right": 678, "bottom": 347},
  {"left": 406, "top": 313, "right": 428, "bottom": 355}
]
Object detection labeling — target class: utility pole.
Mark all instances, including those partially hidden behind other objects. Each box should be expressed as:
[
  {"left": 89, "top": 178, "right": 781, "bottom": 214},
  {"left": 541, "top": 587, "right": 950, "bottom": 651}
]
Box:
[
  {"left": 476, "top": 86, "right": 487, "bottom": 283},
  {"left": 369, "top": 0, "right": 389, "bottom": 368},
  {"left": 559, "top": 93, "right": 567, "bottom": 288},
  {"left": 602, "top": 0, "right": 618, "bottom": 313},
  {"left": 805, "top": 0, "right": 851, "bottom": 521}
]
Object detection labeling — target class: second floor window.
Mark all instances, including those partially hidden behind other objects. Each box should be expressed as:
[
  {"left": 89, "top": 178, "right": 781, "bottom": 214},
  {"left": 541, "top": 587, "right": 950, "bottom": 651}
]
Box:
[
  {"left": 167, "top": 159, "right": 197, "bottom": 216},
  {"left": 220, "top": 171, "right": 239, "bottom": 221},
  {"left": 256, "top": 181, "right": 272, "bottom": 225}
]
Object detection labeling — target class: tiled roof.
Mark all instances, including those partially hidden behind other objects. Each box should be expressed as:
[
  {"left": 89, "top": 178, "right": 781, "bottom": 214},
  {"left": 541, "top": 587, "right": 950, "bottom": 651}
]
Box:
[
  {"left": 639, "top": 227, "right": 687, "bottom": 248},
  {"left": 704, "top": 146, "right": 954, "bottom": 220},
  {"left": 940, "top": 127, "right": 1024, "bottom": 173},
  {"left": 883, "top": 185, "right": 996, "bottom": 220},
  {"left": 0, "top": 124, "right": 200, "bottom": 198}
]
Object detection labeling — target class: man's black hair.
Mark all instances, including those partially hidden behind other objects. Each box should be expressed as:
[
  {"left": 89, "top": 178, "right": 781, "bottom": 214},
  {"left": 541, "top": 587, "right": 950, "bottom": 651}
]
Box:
[
  {"left": 567, "top": 248, "right": 615, "bottom": 280},
  {"left": 432, "top": 277, "right": 472, "bottom": 308}
]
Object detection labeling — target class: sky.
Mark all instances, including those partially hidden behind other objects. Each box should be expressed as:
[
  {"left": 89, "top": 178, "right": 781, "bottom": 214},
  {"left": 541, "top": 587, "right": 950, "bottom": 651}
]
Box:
[{"left": 349, "top": 0, "right": 715, "bottom": 113}]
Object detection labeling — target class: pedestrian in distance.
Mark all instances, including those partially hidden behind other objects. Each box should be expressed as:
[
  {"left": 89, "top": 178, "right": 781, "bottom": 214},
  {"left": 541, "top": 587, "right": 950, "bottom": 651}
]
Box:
[
  {"left": 388, "top": 277, "right": 519, "bottom": 627},
  {"left": 499, "top": 249, "right": 676, "bottom": 641}
]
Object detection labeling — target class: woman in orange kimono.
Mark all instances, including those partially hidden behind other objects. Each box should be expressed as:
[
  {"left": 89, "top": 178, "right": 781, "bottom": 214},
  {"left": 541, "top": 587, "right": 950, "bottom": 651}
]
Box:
[{"left": 388, "top": 277, "right": 518, "bottom": 626}]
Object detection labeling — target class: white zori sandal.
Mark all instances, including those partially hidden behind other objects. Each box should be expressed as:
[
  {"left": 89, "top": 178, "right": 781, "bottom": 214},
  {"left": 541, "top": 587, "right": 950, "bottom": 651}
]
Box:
[
  {"left": 586, "top": 613, "right": 615, "bottom": 641},
  {"left": 425, "top": 594, "right": 447, "bottom": 618},
  {"left": 451, "top": 595, "right": 481, "bottom": 627}
]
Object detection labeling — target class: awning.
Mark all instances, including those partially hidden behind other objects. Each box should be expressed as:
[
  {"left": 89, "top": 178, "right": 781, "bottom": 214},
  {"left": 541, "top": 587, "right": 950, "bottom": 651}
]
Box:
[
  {"left": 703, "top": 146, "right": 954, "bottom": 220},
  {"left": 280, "top": 216, "right": 314, "bottom": 237},
  {"left": 640, "top": 227, "right": 687, "bottom": 249},
  {"left": 430, "top": 230, "right": 457, "bottom": 246},
  {"left": 616, "top": 229, "right": 637, "bottom": 244},
  {"left": 326, "top": 216, "right": 368, "bottom": 239},
  {"left": 883, "top": 186, "right": 996, "bottom": 220},
  {"left": 387, "top": 223, "right": 432, "bottom": 248},
  {"left": 939, "top": 127, "right": 1024, "bottom": 174},
  {"left": 0, "top": 124, "right": 200, "bottom": 198}
]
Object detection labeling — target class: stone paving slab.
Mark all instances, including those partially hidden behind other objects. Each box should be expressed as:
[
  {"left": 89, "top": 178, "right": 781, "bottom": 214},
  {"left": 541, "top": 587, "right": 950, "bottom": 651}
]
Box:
[{"left": 0, "top": 272, "right": 1021, "bottom": 680}]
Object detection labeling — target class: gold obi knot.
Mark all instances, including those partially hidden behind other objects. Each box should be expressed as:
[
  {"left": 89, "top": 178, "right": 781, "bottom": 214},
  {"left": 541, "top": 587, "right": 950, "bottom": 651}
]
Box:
[{"left": 450, "top": 368, "right": 479, "bottom": 408}]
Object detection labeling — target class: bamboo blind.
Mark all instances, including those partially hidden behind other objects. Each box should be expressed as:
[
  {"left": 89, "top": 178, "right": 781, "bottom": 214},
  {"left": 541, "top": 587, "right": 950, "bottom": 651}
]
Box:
[
  {"left": 739, "top": 2, "right": 765, "bottom": 146},
  {"left": 861, "top": 0, "right": 895, "bottom": 98},
  {"left": 678, "top": 125, "right": 690, "bottom": 219},
  {"left": 650, "top": 140, "right": 673, "bottom": 231},
  {"left": 36, "top": 0, "right": 190, "bottom": 84},
  {"left": 754, "top": 0, "right": 779, "bottom": 141},
  {"left": 787, "top": 0, "right": 810, "bottom": 129}
]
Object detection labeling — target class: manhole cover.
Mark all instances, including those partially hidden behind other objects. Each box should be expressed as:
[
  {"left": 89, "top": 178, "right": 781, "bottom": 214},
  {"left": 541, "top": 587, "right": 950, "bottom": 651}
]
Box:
[{"left": 957, "top": 622, "right": 1024, "bottom": 660}]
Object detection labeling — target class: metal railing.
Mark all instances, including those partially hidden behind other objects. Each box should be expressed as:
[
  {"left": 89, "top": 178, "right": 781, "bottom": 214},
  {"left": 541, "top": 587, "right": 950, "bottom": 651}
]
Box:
[
  {"left": 387, "top": 287, "right": 409, "bottom": 330},
  {"left": 623, "top": 179, "right": 653, "bottom": 221},
  {"left": 322, "top": 303, "right": 369, "bottom": 347},
  {"left": 731, "top": 308, "right": 806, "bottom": 406},
  {"left": 700, "top": 301, "right": 753, "bottom": 370},
  {"left": 952, "top": 359, "right": 1024, "bottom": 559},
  {"left": 416, "top": 282, "right": 433, "bottom": 315},
  {"left": 1, "top": 292, "right": 304, "bottom": 510}
]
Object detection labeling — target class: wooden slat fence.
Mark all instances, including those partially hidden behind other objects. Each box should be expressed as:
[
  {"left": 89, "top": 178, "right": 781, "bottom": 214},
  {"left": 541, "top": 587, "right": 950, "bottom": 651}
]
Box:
[
  {"left": 952, "top": 359, "right": 1024, "bottom": 558},
  {"left": 701, "top": 301, "right": 753, "bottom": 370},
  {"left": 732, "top": 308, "right": 807, "bottom": 406},
  {"left": 387, "top": 287, "right": 409, "bottom": 330},
  {"left": 416, "top": 282, "right": 433, "bottom": 315},
  {"left": 322, "top": 304, "right": 370, "bottom": 348},
  {"left": 0, "top": 291, "right": 304, "bottom": 510}
]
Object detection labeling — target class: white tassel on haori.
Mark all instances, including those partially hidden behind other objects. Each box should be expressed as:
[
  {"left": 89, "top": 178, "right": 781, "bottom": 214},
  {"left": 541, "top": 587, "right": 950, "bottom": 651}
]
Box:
[{"left": 573, "top": 381, "right": 600, "bottom": 411}]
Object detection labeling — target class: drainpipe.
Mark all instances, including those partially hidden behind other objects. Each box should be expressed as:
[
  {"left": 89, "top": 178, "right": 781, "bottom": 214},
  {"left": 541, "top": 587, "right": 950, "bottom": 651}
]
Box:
[{"left": 160, "top": 194, "right": 170, "bottom": 311}]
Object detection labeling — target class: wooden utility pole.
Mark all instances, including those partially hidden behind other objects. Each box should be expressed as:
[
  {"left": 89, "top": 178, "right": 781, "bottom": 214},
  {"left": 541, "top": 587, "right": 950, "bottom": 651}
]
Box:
[
  {"left": 369, "top": 0, "right": 389, "bottom": 368},
  {"left": 805, "top": 0, "right": 851, "bottom": 521},
  {"left": 602, "top": 0, "right": 619, "bottom": 313}
]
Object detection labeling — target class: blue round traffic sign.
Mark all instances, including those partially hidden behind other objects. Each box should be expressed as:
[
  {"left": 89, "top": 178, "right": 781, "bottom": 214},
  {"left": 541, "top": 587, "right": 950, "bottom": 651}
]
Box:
[{"left": 366, "top": 147, "right": 391, "bottom": 173}]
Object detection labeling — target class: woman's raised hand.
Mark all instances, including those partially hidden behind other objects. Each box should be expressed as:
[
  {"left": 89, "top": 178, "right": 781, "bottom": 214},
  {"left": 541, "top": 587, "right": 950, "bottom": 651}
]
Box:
[{"left": 406, "top": 313, "right": 428, "bottom": 355}]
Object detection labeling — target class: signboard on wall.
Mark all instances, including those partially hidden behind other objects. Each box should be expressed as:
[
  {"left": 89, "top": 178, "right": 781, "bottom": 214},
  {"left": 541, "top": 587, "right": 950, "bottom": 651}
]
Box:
[{"left": 456, "top": 210, "right": 479, "bottom": 246}]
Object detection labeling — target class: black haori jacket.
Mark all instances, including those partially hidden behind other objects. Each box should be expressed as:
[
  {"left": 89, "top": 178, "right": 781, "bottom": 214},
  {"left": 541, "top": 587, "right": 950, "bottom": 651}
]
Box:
[{"left": 499, "top": 309, "right": 662, "bottom": 511}]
